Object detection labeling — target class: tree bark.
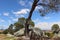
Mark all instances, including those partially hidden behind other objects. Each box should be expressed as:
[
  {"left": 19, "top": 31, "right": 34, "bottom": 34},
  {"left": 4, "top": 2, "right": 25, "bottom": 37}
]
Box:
[{"left": 24, "top": 0, "right": 39, "bottom": 36}]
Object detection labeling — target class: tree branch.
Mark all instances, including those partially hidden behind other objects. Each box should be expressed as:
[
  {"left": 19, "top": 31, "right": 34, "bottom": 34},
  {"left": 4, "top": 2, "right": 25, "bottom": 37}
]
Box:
[
  {"left": 37, "top": 3, "right": 50, "bottom": 7},
  {"left": 37, "top": 3, "right": 55, "bottom": 8}
]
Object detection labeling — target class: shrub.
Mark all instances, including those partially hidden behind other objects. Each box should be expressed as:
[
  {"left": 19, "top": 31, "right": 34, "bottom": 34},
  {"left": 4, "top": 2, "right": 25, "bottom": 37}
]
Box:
[
  {"left": 3, "top": 29, "right": 8, "bottom": 34},
  {"left": 0, "top": 32, "right": 2, "bottom": 34},
  {"left": 45, "top": 32, "right": 54, "bottom": 38}
]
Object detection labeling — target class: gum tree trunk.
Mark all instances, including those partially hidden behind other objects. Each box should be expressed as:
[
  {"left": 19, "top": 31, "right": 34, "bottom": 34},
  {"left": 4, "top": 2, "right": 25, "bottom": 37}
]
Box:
[{"left": 24, "top": 0, "right": 39, "bottom": 36}]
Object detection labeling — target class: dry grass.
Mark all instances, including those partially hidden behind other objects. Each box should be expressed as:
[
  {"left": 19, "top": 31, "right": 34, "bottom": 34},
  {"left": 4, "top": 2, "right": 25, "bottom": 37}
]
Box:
[
  {"left": 0, "top": 34, "right": 16, "bottom": 40},
  {"left": 0, "top": 34, "right": 60, "bottom": 40}
]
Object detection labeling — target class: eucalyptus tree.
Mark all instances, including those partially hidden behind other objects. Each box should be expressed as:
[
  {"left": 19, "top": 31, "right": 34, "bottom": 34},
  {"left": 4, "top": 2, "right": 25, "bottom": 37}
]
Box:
[
  {"left": 14, "top": 22, "right": 24, "bottom": 32},
  {"left": 14, "top": 17, "right": 34, "bottom": 32},
  {"left": 52, "top": 24, "right": 59, "bottom": 34},
  {"left": 8, "top": 24, "right": 14, "bottom": 34},
  {"left": 25, "top": 0, "right": 60, "bottom": 36}
]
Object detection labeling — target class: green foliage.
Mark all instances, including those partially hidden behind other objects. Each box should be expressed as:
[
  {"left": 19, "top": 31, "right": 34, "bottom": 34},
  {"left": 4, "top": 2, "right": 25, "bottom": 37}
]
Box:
[
  {"left": 49, "top": 33, "right": 54, "bottom": 38},
  {"left": 18, "top": 17, "right": 26, "bottom": 25},
  {"left": 3, "top": 29, "right": 8, "bottom": 34},
  {"left": 29, "top": 20, "right": 35, "bottom": 27},
  {"left": 24, "top": 0, "right": 60, "bottom": 36},
  {"left": 52, "top": 24, "right": 59, "bottom": 30},
  {"left": 45, "top": 32, "right": 50, "bottom": 37},
  {"left": 38, "top": 0, "right": 60, "bottom": 16},
  {"left": 45, "top": 32, "right": 54, "bottom": 38},
  {"left": 51, "top": 24, "right": 59, "bottom": 34},
  {"left": 2, "top": 24, "right": 14, "bottom": 35},
  {"left": 14, "top": 17, "right": 35, "bottom": 32},
  {"left": 0, "top": 32, "right": 2, "bottom": 34},
  {"left": 8, "top": 24, "right": 14, "bottom": 35},
  {"left": 14, "top": 22, "right": 24, "bottom": 32}
]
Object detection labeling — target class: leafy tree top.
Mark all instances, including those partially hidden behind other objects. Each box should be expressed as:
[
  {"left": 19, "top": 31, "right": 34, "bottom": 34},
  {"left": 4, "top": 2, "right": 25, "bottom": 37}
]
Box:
[
  {"left": 51, "top": 24, "right": 59, "bottom": 31},
  {"left": 32, "top": 0, "right": 60, "bottom": 16}
]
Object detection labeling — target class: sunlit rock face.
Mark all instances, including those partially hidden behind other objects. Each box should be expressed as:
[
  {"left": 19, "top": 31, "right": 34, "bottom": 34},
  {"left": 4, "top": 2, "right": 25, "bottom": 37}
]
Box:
[
  {"left": 14, "top": 28, "right": 25, "bottom": 36},
  {"left": 32, "top": 27, "right": 43, "bottom": 36},
  {"left": 14, "top": 27, "right": 43, "bottom": 37}
]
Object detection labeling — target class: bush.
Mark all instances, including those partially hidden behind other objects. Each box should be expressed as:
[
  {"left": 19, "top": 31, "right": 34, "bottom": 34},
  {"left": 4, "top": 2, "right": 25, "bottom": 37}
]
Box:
[
  {"left": 3, "top": 29, "right": 14, "bottom": 35},
  {"left": 0, "top": 32, "right": 2, "bottom": 34},
  {"left": 3, "top": 29, "right": 8, "bottom": 34},
  {"left": 45, "top": 32, "right": 54, "bottom": 38}
]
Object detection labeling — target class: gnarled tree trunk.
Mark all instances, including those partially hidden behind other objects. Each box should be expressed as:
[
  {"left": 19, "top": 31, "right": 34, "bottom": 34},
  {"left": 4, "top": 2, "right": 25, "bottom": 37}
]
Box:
[{"left": 24, "top": 0, "right": 39, "bottom": 36}]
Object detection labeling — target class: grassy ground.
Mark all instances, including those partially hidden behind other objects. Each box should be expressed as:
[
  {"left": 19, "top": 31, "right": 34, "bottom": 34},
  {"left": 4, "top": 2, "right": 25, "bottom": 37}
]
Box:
[
  {"left": 1, "top": 34, "right": 60, "bottom": 40},
  {"left": 0, "top": 34, "right": 16, "bottom": 40}
]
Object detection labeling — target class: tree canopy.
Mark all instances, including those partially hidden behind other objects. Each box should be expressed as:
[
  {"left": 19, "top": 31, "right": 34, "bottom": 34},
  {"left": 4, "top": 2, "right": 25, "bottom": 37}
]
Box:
[
  {"left": 51, "top": 24, "right": 59, "bottom": 34},
  {"left": 52, "top": 24, "right": 59, "bottom": 31},
  {"left": 24, "top": 0, "right": 60, "bottom": 36},
  {"left": 37, "top": 0, "right": 60, "bottom": 16},
  {"left": 14, "top": 17, "right": 34, "bottom": 32}
]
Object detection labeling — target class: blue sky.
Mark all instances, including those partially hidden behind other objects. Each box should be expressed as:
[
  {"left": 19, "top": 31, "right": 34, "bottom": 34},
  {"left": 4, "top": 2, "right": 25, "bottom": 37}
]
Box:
[{"left": 0, "top": 0, "right": 60, "bottom": 30}]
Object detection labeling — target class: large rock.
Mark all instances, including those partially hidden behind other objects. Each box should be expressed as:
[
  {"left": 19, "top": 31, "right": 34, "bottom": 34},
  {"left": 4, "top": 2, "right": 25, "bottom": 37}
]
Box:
[
  {"left": 14, "top": 28, "right": 25, "bottom": 36},
  {"left": 14, "top": 27, "right": 42, "bottom": 37},
  {"left": 32, "top": 27, "right": 43, "bottom": 36},
  {"left": 6, "top": 33, "right": 14, "bottom": 37},
  {"left": 16, "top": 36, "right": 30, "bottom": 40},
  {"left": 14, "top": 27, "right": 34, "bottom": 36}
]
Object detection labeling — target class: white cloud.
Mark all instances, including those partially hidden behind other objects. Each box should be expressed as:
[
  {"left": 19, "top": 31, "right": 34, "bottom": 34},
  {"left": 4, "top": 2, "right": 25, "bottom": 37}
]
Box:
[
  {"left": 43, "top": 17, "right": 51, "bottom": 19},
  {"left": 12, "top": 18, "right": 18, "bottom": 22},
  {"left": 0, "top": 19, "right": 5, "bottom": 22},
  {"left": 20, "top": 15, "right": 25, "bottom": 17},
  {"left": 33, "top": 19, "right": 60, "bottom": 30},
  {"left": 19, "top": 0, "right": 33, "bottom": 7},
  {"left": 35, "top": 22, "right": 60, "bottom": 30},
  {"left": 19, "top": 0, "right": 26, "bottom": 6},
  {"left": 35, "top": 6, "right": 44, "bottom": 10},
  {"left": 15, "top": 14, "right": 25, "bottom": 18},
  {"left": 13, "top": 9, "right": 30, "bottom": 15},
  {"left": 35, "top": 22, "right": 50, "bottom": 30},
  {"left": 50, "top": 22, "right": 60, "bottom": 26},
  {"left": 32, "top": 18, "right": 41, "bottom": 23},
  {"left": 3, "top": 12, "right": 9, "bottom": 16}
]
